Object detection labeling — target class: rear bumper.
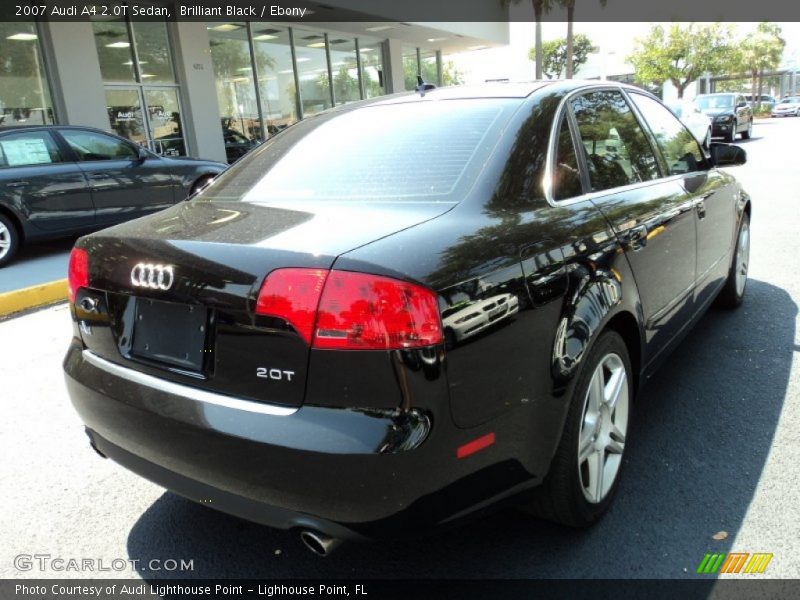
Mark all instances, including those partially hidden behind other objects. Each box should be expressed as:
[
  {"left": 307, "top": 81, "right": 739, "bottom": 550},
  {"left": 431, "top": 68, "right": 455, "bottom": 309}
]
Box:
[{"left": 63, "top": 340, "right": 541, "bottom": 540}]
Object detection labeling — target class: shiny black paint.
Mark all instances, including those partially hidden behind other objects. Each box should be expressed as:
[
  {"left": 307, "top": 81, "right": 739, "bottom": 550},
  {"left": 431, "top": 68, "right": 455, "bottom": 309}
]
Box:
[
  {"left": 64, "top": 82, "right": 749, "bottom": 540},
  {"left": 0, "top": 126, "right": 225, "bottom": 246}
]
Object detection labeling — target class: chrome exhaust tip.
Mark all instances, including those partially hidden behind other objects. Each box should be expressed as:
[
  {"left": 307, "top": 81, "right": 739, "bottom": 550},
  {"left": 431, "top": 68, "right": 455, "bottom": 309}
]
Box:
[{"left": 299, "top": 529, "right": 341, "bottom": 557}]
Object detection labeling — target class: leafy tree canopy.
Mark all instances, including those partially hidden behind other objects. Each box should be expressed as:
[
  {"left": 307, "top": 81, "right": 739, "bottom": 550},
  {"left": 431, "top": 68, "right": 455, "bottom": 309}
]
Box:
[
  {"left": 530, "top": 34, "right": 596, "bottom": 79},
  {"left": 627, "top": 23, "right": 736, "bottom": 98}
]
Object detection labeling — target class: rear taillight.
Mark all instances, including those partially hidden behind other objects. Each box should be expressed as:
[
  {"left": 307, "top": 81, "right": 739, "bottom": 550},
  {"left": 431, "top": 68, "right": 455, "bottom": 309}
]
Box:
[
  {"left": 315, "top": 271, "right": 442, "bottom": 350},
  {"left": 255, "top": 268, "right": 329, "bottom": 344},
  {"left": 67, "top": 247, "right": 88, "bottom": 304},
  {"left": 255, "top": 268, "right": 443, "bottom": 350}
]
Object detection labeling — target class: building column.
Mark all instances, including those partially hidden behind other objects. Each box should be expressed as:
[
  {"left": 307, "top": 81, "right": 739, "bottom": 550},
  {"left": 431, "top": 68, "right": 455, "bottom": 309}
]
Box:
[
  {"left": 168, "top": 21, "right": 226, "bottom": 163},
  {"left": 38, "top": 21, "right": 109, "bottom": 130},
  {"left": 384, "top": 38, "right": 406, "bottom": 94}
]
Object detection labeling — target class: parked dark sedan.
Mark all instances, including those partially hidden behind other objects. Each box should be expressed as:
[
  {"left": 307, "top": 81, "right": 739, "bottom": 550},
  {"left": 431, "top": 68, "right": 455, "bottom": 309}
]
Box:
[
  {"left": 695, "top": 93, "right": 754, "bottom": 142},
  {"left": 63, "top": 81, "right": 750, "bottom": 555},
  {"left": 0, "top": 125, "right": 226, "bottom": 266}
]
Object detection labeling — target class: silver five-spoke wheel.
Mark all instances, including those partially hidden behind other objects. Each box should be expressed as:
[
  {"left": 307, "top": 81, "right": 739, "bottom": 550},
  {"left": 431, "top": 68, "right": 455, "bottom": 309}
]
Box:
[
  {"left": 735, "top": 218, "right": 750, "bottom": 296},
  {"left": 578, "top": 353, "right": 629, "bottom": 504}
]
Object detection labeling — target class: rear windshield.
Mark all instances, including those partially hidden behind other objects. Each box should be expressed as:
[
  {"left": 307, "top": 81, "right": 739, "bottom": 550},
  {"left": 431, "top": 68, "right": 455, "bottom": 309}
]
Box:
[{"left": 200, "top": 98, "right": 516, "bottom": 205}]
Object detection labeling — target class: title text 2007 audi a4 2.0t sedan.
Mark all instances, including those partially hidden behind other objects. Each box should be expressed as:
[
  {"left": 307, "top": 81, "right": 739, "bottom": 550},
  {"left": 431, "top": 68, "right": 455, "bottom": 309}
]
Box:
[{"left": 64, "top": 81, "right": 750, "bottom": 555}]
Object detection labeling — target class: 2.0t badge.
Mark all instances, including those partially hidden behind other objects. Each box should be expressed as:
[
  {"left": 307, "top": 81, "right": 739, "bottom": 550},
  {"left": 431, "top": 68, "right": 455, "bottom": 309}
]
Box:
[{"left": 130, "top": 263, "right": 175, "bottom": 290}]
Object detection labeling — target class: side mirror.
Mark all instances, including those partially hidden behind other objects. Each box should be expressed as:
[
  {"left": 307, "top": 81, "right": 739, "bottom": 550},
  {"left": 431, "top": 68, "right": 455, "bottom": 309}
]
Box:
[
  {"left": 136, "top": 146, "right": 148, "bottom": 161},
  {"left": 736, "top": 101, "right": 747, "bottom": 108},
  {"left": 710, "top": 143, "right": 746, "bottom": 167}
]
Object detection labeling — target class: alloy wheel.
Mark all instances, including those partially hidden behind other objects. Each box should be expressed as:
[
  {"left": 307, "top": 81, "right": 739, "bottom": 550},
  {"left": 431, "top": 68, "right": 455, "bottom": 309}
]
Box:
[
  {"left": 578, "top": 353, "right": 629, "bottom": 504},
  {"left": 0, "top": 221, "right": 10, "bottom": 260},
  {"left": 735, "top": 218, "right": 750, "bottom": 296}
]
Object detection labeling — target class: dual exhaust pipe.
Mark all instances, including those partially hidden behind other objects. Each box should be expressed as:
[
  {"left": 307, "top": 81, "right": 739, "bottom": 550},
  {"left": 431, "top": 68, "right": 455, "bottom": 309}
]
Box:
[{"left": 299, "top": 529, "right": 341, "bottom": 557}]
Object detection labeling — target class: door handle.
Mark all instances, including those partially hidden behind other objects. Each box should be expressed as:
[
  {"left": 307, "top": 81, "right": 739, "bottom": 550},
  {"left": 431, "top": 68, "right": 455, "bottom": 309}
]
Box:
[
  {"left": 628, "top": 224, "right": 648, "bottom": 250},
  {"left": 89, "top": 172, "right": 111, "bottom": 180}
]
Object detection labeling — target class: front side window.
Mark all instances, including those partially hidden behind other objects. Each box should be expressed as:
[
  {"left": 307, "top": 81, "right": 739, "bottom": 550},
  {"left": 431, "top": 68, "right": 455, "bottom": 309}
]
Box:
[
  {"left": 552, "top": 114, "right": 582, "bottom": 201},
  {"left": 60, "top": 130, "right": 138, "bottom": 161},
  {"left": 0, "top": 131, "right": 62, "bottom": 168},
  {"left": 629, "top": 93, "right": 706, "bottom": 175},
  {"left": 571, "top": 90, "right": 659, "bottom": 193}
]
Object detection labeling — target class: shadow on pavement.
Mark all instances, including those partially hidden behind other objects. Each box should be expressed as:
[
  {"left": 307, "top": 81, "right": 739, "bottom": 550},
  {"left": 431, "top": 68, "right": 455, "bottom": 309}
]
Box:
[{"left": 127, "top": 279, "right": 796, "bottom": 579}]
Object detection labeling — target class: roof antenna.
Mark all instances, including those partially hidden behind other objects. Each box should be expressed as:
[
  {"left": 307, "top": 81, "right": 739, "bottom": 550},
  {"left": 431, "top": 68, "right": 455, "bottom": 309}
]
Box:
[{"left": 416, "top": 74, "right": 436, "bottom": 96}]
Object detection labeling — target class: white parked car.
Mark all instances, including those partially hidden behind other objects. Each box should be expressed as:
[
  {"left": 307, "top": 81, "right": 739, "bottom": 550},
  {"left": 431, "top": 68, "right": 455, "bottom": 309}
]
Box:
[
  {"left": 666, "top": 100, "right": 712, "bottom": 147},
  {"left": 771, "top": 96, "right": 800, "bottom": 117},
  {"left": 442, "top": 293, "right": 520, "bottom": 348}
]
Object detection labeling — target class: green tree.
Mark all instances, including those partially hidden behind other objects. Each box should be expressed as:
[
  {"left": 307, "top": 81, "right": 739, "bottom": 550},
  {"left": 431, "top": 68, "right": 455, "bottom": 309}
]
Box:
[
  {"left": 403, "top": 57, "right": 464, "bottom": 89},
  {"left": 736, "top": 23, "right": 785, "bottom": 108},
  {"left": 531, "top": 34, "right": 596, "bottom": 79},
  {"left": 628, "top": 23, "right": 736, "bottom": 98}
]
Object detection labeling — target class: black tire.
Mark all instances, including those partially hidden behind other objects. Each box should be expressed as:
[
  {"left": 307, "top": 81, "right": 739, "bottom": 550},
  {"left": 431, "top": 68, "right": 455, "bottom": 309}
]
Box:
[
  {"left": 522, "top": 330, "right": 633, "bottom": 527},
  {"left": 0, "top": 213, "right": 20, "bottom": 268},
  {"left": 725, "top": 122, "right": 736, "bottom": 143},
  {"left": 189, "top": 174, "right": 215, "bottom": 197},
  {"left": 741, "top": 118, "right": 752, "bottom": 140},
  {"left": 717, "top": 212, "right": 750, "bottom": 309}
]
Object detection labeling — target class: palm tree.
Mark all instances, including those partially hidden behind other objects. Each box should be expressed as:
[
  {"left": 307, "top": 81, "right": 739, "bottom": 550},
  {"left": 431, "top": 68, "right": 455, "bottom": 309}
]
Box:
[
  {"left": 504, "top": 0, "right": 554, "bottom": 79},
  {"left": 562, "top": 0, "right": 607, "bottom": 79}
]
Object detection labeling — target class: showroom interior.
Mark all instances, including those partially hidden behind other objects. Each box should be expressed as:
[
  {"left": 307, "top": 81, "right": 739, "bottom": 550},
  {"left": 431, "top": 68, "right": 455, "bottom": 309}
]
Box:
[{"left": 0, "top": 3, "right": 507, "bottom": 163}]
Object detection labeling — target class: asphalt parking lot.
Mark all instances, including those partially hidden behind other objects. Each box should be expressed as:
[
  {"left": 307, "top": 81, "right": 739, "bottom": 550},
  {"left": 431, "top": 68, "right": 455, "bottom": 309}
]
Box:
[{"left": 1, "top": 117, "right": 799, "bottom": 580}]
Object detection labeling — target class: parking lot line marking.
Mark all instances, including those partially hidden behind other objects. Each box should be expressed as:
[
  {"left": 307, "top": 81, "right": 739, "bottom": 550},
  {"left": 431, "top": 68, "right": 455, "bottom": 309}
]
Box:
[{"left": 0, "top": 279, "right": 68, "bottom": 318}]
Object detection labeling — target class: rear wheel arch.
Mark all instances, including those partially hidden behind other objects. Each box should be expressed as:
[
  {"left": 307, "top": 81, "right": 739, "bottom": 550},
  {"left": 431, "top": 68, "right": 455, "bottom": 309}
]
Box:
[{"left": 0, "top": 205, "right": 24, "bottom": 243}]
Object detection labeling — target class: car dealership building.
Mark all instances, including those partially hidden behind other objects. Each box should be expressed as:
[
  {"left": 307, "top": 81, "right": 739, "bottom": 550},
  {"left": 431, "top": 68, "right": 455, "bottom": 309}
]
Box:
[{"left": 0, "top": 2, "right": 508, "bottom": 163}]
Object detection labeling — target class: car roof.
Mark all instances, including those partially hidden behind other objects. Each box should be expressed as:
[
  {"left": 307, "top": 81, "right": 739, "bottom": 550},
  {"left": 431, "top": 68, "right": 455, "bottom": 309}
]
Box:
[
  {"left": 325, "top": 80, "right": 657, "bottom": 115},
  {"left": 0, "top": 124, "right": 114, "bottom": 135}
]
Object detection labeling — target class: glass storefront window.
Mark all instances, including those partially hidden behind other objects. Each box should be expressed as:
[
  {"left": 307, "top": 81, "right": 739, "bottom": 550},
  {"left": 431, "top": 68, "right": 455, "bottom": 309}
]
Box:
[
  {"left": 327, "top": 37, "right": 359, "bottom": 106},
  {"left": 293, "top": 28, "right": 332, "bottom": 117},
  {"left": 144, "top": 88, "right": 185, "bottom": 156},
  {"left": 403, "top": 46, "right": 419, "bottom": 91},
  {"left": 0, "top": 22, "right": 55, "bottom": 127},
  {"left": 359, "top": 37, "right": 384, "bottom": 99},
  {"left": 92, "top": 20, "right": 136, "bottom": 82},
  {"left": 252, "top": 26, "right": 297, "bottom": 135},
  {"left": 132, "top": 21, "right": 175, "bottom": 83},
  {"left": 208, "top": 22, "right": 261, "bottom": 159},
  {"left": 420, "top": 50, "right": 439, "bottom": 86},
  {"left": 105, "top": 88, "right": 146, "bottom": 146}
]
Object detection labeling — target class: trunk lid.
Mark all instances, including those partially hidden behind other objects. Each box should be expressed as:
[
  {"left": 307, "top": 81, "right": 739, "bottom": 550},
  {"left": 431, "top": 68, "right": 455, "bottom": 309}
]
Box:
[{"left": 77, "top": 199, "right": 451, "bottom": 408}]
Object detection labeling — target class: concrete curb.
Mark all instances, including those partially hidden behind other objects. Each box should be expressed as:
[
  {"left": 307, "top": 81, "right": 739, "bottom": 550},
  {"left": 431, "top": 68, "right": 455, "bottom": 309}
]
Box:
[{"left": 0, "top": 279, "right": 68, "bottom": 318}]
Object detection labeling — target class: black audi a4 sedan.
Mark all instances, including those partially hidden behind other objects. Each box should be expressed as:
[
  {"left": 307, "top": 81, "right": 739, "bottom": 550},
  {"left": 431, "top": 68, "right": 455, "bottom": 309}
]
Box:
[
  {"left": 64, "top": 81, "right": 750, "bottom": 554},
  {"left": 0, "top": 125, "right": 226, "bottom": 266}
]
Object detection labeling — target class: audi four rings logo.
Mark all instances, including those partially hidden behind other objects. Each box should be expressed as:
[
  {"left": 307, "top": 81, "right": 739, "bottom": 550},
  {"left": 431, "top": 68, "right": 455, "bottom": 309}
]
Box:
[{"left": 130, "top": 263, "right": 175, "bottom": 290}]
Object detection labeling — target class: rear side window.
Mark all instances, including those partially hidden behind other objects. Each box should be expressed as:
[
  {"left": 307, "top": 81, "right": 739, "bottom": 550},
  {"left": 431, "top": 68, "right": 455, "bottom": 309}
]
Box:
[
  {"left": 60, "top": 130, "right": 138, "bottom": 161},
  {"left": 202, "top": 99, "right": 515, "bottom": 205},
  {"left": 571, "top": 90, "right": 659, "bottom": 193},
  {"left": 0, "top": 131, "right": 62, "bottom": 168},
  {"left": 629, "top": 93, "right": 706, "bottom": 175},
  {"left": 552, "top": 114, "right": 582, "bottom": 201}
]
